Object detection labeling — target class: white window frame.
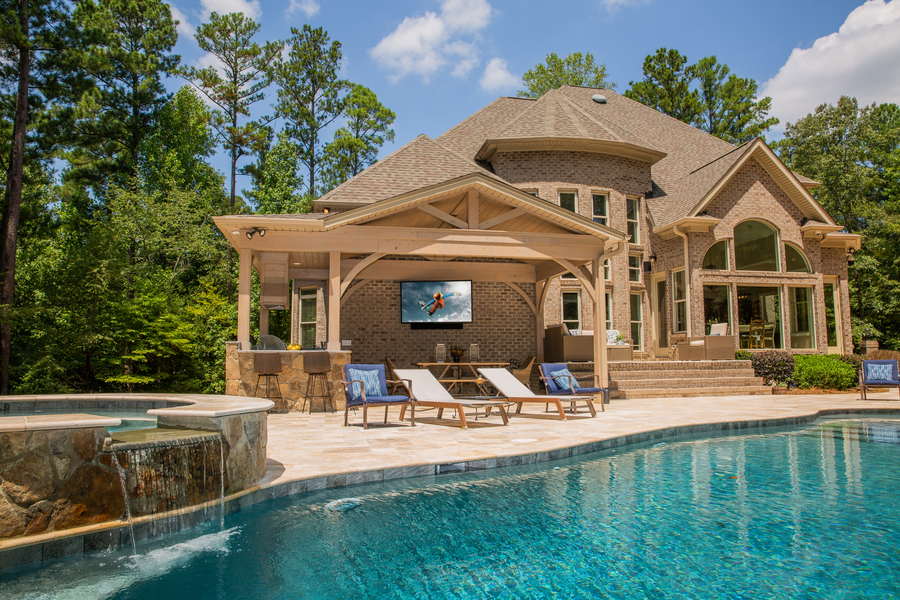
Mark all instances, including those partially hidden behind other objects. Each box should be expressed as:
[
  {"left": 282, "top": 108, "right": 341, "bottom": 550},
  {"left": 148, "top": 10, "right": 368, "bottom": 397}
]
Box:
[
  {"left": 672, "top": 269, "right": 687, "bottom": 333},
  {"left": 562, "top": 291, "right": 580, "bottom": 332},
  {"left": 626, "top": 197, "right": 640, "bottom": 244},
  {"left": 604, "top": 258, "right": 611, "bottom": 281},
  {"left": 299, "top": 286, "right": 318, "bottom": 349},
  {"left": 559, "top": 191, "right": 578, "bottom": 214},
  {"left": 605, "top": 292, "right": 612, "bottom": 332},
  {"left": 628, "top": 255, "right": 642, "bottom": 282},
  {"left": 592, "top": 192, "right": 608, "bottom": 226},
  {"left": 630, "top": 293, "right": 643, "bottom": 351}
]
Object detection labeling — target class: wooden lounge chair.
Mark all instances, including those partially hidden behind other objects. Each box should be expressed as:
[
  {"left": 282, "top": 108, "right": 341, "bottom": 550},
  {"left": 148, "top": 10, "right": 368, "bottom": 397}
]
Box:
[
  {"left": 393, "top": 369, "right": 509, "bottom": 429},
  {"left": 477, "top": 368, "right": 597, "bottom": 420}
]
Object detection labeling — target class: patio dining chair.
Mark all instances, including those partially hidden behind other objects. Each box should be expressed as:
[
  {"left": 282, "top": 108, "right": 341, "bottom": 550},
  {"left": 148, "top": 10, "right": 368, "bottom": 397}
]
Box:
[
  {"left": 860, "top": 359, "right": 900, "bottom": 401},
  {"left": 393, "top": 369, "right": 509, "bottom": 429},
  {"left": 341, "top": 364, "right": 416, "bottom": 429},
  {"left": 538, "top": 363, "right": 606, "bottom": 411},
  {"left": 477, "top": 368, "right": 596, "bottom": 420}
]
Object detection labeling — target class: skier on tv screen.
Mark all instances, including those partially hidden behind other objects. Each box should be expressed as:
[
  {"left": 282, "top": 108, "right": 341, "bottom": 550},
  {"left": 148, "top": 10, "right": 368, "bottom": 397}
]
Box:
[{"left": 419, "top": 290, "right": 461, "bottom": 317}]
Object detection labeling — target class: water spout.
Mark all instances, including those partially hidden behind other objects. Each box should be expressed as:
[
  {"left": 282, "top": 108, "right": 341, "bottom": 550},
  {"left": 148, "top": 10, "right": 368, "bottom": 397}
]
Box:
[{"left": 112, "top": 453, "right": 137, "bottom": 555}]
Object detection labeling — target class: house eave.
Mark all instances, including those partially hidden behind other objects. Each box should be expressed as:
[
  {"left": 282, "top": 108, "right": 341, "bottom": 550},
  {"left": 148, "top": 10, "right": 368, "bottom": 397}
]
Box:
[{"left": 475, "top": 137, "right": 667, "bottom": 165}]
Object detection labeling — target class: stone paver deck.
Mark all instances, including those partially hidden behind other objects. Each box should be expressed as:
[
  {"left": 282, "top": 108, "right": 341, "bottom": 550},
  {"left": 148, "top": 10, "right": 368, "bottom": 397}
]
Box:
[{"left": 260, "top": 389, "right": 900, "bottom": 490}]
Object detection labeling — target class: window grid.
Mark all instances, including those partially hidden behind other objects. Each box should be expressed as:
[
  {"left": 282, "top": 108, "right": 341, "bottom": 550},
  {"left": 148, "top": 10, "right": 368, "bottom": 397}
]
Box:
[
  {"left": 629, "top": 255, "right": 641, "bottom": 282},
  {"left": 630, "top": 293, "right": 643, "bottom": 351},
  {"left": 672, "top": 270, "right": 687, "bottom": 333},
  {"left": 592, "top": 193, "right": 608, "bottom": 225},
  {"left": 562, "top": 291, "right": 580, "bottom": 332},
  {"left": 626, "top": 198, "right": 640, "bottom": 243}
]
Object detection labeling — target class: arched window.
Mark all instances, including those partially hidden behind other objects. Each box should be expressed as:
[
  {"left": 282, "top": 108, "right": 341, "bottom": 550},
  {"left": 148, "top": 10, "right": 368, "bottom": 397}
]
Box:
[
  {"left": 702, "top": 240, "right": 729, "bottom": 270},
  {"left": 785, "top": 244, "right": 811, "bottom": 273},
  {"left": 734, "top": 220, "right": 779, "bottom": 271}
]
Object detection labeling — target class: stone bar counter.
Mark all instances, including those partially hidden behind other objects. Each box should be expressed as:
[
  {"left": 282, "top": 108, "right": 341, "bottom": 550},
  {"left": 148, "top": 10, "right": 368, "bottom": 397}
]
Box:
[{"left": 224, "top": 342, "right": 351, "bottom": 412}]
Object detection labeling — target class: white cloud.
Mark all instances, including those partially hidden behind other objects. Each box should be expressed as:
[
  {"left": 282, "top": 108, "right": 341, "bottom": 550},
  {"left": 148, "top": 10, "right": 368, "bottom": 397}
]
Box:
[
  {"left": 167, "top": 4, "right": 195, "bottom": 38},
  {"left": 200, "top": 0, "right": 261, "bottom": 20},
  {"left": 479, "top": 57, "right": 520, "bottom": 92},
  {"left": 370, "top": 0, "right": 492, "bottom": 82},
  {"left": 762, "top": 0, "right": 900, "bottom": 128},
  {"left": 287, "top": 0, "right": 320, "bottom": 18},
  {"left": 599, "top": 0, "right": 650, "bottom": 11}
]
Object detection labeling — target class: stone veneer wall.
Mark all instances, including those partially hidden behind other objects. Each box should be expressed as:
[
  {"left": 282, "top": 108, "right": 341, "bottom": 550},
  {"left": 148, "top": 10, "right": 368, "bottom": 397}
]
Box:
[
  {"left": 224, "top": 344, "right": 351, "bottom": 411},
  {"left": 340, "top": 280, "right": 536, "bottom": 370}
]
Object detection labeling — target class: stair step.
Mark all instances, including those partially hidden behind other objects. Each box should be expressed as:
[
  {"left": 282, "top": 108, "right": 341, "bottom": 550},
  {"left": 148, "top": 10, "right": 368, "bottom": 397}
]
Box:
[
  {"left": 610, "top": 385, "right": 773, "bottom": 399},
  {"left": 612, "top": 378, "right": 764, "bottom": 390},
  {"left": 610, "top": 369, "right": 757, "bottom": 380},
  {"left": 606, "top": 360, "right": 752, "bottom": 372}
]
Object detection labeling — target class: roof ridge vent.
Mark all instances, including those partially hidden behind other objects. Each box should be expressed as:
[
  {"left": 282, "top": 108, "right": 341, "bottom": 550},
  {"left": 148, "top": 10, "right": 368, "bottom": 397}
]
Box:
[{"left": 592, "top": 94, "right": 607, "bottom": 104}]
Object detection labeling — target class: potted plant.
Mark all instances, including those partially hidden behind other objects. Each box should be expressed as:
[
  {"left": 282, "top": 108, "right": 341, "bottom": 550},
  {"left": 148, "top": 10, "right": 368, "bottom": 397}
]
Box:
[
  {"left": 449, "top": 345, "right": 466, "bottom": 363},
  {"left": 615, "top": 333, "right": 626, "bottom": 345}
]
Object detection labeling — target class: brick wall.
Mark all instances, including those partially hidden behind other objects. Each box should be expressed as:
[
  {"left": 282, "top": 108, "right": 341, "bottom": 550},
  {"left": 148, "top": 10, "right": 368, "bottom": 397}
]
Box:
[{"left": 340, "top": 280, "right": 537, "bottom": 368}]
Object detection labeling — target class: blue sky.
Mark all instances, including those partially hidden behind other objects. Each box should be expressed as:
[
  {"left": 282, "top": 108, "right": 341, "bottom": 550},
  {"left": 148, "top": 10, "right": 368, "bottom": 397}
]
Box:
[{"left": 165, "top": 0, "right": 900, "bottom": 182}]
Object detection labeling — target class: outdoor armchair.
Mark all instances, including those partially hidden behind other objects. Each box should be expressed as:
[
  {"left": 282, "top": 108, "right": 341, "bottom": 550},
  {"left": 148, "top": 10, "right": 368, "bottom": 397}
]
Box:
[
  {"left": 341, "top": 363, "right": 415, "bottom": 429},
  {"left": 393, "top": 369, "right": 509, "bottom": 429},
  {"left": 538, "top": 363, "right": 606, "bottom": 411},
  {"left": 477, "top": 368, "right": 596, "bottom": 419},
  {"left": 860, "top": 359, "right": 900, "bottom": 401}
]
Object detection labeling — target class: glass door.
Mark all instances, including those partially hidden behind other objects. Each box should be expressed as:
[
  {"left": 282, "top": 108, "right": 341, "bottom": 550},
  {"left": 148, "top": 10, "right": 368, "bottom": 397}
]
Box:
[
  {"left": 651, "top": 275, "right": 667, "bottom": 357},
  {"left": 823, "top": 278, "right": 842, "bottom": 353}
]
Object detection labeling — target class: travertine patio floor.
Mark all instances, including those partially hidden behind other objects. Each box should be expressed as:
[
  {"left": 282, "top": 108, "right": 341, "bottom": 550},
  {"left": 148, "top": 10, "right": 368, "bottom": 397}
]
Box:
[{"left": 260, "top": 389, "right": 900, "bottom": 490}]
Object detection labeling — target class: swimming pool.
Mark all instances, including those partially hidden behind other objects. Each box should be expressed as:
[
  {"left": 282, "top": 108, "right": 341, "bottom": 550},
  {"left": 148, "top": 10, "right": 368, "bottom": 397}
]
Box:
[
  {"left": 3, "top": 417, "right": 899, "bottom": 599},
  {"left": 2, "top": 409, "right": 157, "bottom": 432}
]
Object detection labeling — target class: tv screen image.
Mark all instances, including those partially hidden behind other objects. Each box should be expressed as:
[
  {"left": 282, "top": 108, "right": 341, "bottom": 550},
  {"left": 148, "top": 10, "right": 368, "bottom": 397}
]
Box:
[{"left": 400, "top": 281, "right": 473, "bottom": 324}]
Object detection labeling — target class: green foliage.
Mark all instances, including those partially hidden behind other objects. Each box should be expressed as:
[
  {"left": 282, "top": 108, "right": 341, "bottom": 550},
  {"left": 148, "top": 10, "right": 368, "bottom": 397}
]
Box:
[
  {"left": 271, "top": 24, "right": 349, "bottom": 196},
  {"left": 837, "top": 353, "right": 865, "bottom": 376},
  {"left": 625, "top": 48, "right": 778, "bottom": 143},
  {"left": 518, "top": 52, "right": 616, "bottom": 98},
  {"left": 793, "top": 355, "right": 856, "bottom": 390},
  {"left": 246, "top": 131, "right": 309, "bottom": 214},
  {"left": 320, "top": 84, "right": 396, "bottom": 191},
  {"left": 751, "top": 350, "right": 794, "bottom": 385},
  {"left": 735, "top": 350, "right": 752, "bottom": 361}
]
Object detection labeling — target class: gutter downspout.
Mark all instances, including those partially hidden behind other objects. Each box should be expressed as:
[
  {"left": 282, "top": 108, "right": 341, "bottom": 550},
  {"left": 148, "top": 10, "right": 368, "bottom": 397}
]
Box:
[{"left": 672, "top": 225, "right": 692, "bottom": 338}]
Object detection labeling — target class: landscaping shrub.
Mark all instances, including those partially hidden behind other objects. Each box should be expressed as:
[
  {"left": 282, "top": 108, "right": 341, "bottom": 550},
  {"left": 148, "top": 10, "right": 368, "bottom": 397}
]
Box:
[
  {"left": 793, "top": 355, "right": 857, "bottom": 390},
  {"left": 867, "top": 349, "right": 900, "bottom": 362},
  {"left": 838, "top": 354, "right": 864, "bottom": 375},
  {"left": 735, "top": 350, "right": 752, "bottom": 361},
  {"left": 751, "top": 351, "right": 794, "bottom": 385}
]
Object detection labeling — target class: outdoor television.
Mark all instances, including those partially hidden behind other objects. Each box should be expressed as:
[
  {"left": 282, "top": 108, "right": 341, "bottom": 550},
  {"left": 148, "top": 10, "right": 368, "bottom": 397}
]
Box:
[{"left": 400, "top": 280, "right": 473, "bottom": 324}]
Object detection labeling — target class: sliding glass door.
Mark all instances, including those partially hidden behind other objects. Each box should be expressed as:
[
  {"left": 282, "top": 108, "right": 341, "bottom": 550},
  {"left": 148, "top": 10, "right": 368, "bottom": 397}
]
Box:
[{"left": 737, "top": 286, "right": 782, "bottom": 349}]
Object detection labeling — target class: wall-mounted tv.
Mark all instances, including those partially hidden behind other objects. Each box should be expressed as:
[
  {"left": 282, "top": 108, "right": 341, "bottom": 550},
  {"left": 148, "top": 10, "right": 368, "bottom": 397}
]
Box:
[{"left": 400, "top": 281, "right": 473, "bottom": 324}]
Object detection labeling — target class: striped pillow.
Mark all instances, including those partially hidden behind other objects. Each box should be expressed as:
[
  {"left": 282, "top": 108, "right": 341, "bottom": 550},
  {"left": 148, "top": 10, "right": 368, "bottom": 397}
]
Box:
[
  {"left": 866, "top": 363, "right": 894, "bottom": 382},
  {"left": 347, "top": 368, "right": 382, "bottom": 401},
  {"left": 550, "top": 368, "right": 580, "bottom": 391}
]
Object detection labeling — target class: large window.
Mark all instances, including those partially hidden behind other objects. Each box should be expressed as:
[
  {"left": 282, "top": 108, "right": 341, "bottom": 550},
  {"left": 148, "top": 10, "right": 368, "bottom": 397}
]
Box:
[
  {"left": 785, "top": 244, "right": 811, "bottom": 273},
  {"left": 629, "top": 255, "right": 641, "bottom": 282},
  {"left": 702, "top": 240, "right": 729, "bottom": 270},
  {"left": 299, "top": 287, "right": 318, "bottom": 349},
  {"left": 737, "top": 286, "right": 782, "bottom": 349},
  {"left": 630, "top": 293, "right": 643, "bottom": 351},
  {"left": 789, "top": 287, "right": 815, "bottom": 349},
  {"left": 703, "top": 285, "right": 731, "bottom": 335},
  {"left": 672, "top": 270, "right": 687, "bottom": 332},
  {"left": 560, "top": 191, "right": 577, "bottom": 213},
  {"left": 626, "top": 198, "right": 640, "bottom": 243},
  {"left": 735, "top": 220, "right": 779, "bottom": 271},
  {"left": 592, "top": 193, "right": 608, "bottom": 225},
  {"left": 562, "top": 292, "right": 580, "bottom": 332}
]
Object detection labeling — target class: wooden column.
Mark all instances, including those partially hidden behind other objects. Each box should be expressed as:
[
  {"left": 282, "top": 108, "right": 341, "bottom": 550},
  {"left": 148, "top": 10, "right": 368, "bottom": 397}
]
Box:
[
  {"left": 592, "top": 257, "right": 608, "bottom": 389},
  {"left": 259, "top": 307, "right": 269, "bottom": 337},
  {"left": 327, "top": 251, "right": 341, "bottom": 351},
  {"left": 238, "top": 248, "right": 252, "bottom": 346},
  {"left": 535, "top": 280, "right": 545, "bottom": 361}
]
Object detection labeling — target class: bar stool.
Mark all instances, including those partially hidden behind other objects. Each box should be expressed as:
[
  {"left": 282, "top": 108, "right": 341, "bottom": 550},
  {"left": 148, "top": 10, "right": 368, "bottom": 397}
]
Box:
[
  {"left": 301, "top": 351, "right": 334, "bottom": 412},
  {"left": 254, "top": 352, "right": 286, "bottom": 411}
]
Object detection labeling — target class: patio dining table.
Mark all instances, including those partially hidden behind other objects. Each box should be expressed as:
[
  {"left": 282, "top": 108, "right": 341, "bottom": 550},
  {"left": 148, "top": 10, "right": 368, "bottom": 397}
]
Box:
[{"left": 414, "top": 361, "right": 510, "bottom": 396}]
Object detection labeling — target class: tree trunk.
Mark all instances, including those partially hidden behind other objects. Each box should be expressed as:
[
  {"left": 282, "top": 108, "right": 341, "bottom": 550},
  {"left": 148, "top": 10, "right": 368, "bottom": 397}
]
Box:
[{"left": 1, "top": 0, "right": 30, "bottom": 395}]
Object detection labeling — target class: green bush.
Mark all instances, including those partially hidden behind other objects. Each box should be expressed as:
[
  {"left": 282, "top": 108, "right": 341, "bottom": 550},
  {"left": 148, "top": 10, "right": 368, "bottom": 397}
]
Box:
[
  {"left": 867, "top": 349, "right": 900, "bottom": 362},
  {"left": 751, "top": 351, "right": 794, "bottom": 385},
  {"left": 735, "top": 350, "right": 752, "bottom": 361},
  {"left": 793, "top": 355, "right": 857, "bottom": 390},
  {"left": 838, "top": 354, "right": 865, "bottom": 375}
]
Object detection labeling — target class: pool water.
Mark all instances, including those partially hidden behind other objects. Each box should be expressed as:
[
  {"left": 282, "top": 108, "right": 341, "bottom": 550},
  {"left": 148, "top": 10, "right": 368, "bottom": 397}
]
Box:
[
  {"left": 5, "top": 410, "right": 156, "bottom": 432},
  {"left": 3, "top": 417, "right": 900, "bottom": 599}
]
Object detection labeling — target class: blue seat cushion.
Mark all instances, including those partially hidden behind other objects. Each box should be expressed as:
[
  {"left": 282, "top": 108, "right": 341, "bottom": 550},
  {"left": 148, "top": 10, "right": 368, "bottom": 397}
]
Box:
[
  {"left": 570, "top": 387, "right": 604, "bottom": 395},
  {"left": 364, "top": 395, "right": 410, "bottom": 404}
]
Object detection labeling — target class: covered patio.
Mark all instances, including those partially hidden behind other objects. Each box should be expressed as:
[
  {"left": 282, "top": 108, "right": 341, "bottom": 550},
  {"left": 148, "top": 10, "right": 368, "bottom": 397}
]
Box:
[{"left": 214, "top": 173, "right": 627, "bottom": 410}]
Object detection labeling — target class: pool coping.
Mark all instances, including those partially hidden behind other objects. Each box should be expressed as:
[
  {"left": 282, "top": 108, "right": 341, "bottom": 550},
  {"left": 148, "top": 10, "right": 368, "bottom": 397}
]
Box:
[{"left": 2, "top": 403, "right": 899, "bottom": 572}]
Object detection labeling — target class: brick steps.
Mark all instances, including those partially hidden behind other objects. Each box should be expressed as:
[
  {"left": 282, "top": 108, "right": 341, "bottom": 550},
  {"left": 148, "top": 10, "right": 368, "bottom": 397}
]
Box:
[{"left": 602, "top": 360, "right": 770, "bottom": 400}]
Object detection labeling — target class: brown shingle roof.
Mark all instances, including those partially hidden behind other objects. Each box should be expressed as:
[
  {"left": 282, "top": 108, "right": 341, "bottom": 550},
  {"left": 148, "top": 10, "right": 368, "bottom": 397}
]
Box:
[
  {"left": 315, "top": 134, "right": 504, "bottom": 206},
  {"left": 435, "top": 96, "right": 535, "bottom": 159}
]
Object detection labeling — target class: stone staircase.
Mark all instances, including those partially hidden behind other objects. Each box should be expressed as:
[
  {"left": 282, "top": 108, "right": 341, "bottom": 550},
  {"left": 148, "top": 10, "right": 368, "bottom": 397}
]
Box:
[{"left": 606, "top": 360, "right": 771, "bottom": 400}]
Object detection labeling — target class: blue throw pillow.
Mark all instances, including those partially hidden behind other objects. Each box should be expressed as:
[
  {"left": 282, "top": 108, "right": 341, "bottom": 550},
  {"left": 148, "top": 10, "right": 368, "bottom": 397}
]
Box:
[
  {"left": 347, "top": 368, "right": 382, "bottom": 400},
  {"left": 866, "top": 363, "right": 894, "bottom": 382},
  {"left": 549, "top": 368, "right": 580, "bottom": 391}
]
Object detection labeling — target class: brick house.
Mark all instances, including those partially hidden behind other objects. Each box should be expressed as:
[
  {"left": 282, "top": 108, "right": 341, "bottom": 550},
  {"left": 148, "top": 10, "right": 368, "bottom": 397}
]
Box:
[{"left": 215, "top": 86, "right": 859, "bottom": 400}]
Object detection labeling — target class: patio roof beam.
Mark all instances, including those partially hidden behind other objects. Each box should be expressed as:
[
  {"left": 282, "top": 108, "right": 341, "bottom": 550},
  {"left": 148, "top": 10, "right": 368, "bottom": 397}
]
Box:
[
  {"left": 552, "top": 258, "right": 596, "bottom": 302},
  {"left": 417, "top": 204, "right": 468, "bottom": 229}
]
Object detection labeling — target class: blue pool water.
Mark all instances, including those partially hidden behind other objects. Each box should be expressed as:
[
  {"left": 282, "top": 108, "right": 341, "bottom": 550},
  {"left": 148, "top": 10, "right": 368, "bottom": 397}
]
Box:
[{"left": 3, "top": 417, "right": 900, "bottom": 599}]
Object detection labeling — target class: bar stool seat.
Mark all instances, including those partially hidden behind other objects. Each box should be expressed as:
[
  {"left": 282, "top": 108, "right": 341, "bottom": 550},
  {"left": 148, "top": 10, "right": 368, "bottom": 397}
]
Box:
[
  {"left": 254, "top": 352, "right": 287, "bottom": 411},
  {"left": 302, "top": 351, "right": 334, "bottom": 412}
]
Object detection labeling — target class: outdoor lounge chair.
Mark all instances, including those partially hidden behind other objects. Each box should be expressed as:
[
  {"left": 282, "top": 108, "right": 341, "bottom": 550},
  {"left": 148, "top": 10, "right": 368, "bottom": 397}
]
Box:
[
  {"left": 341, "top": 363, "right": 415, "bottom": 429},
  {"left": 538, "top": 363, "right": 606, "bottom": 411},
  {"left": 393, "top": 369, "right": 509, "bottom": 429},
  {"left": 860, "top": 359, "right": 900, "bottom": 401},
  {"left": 477, "top": 368, "right": 597, "bottom": 419}
]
